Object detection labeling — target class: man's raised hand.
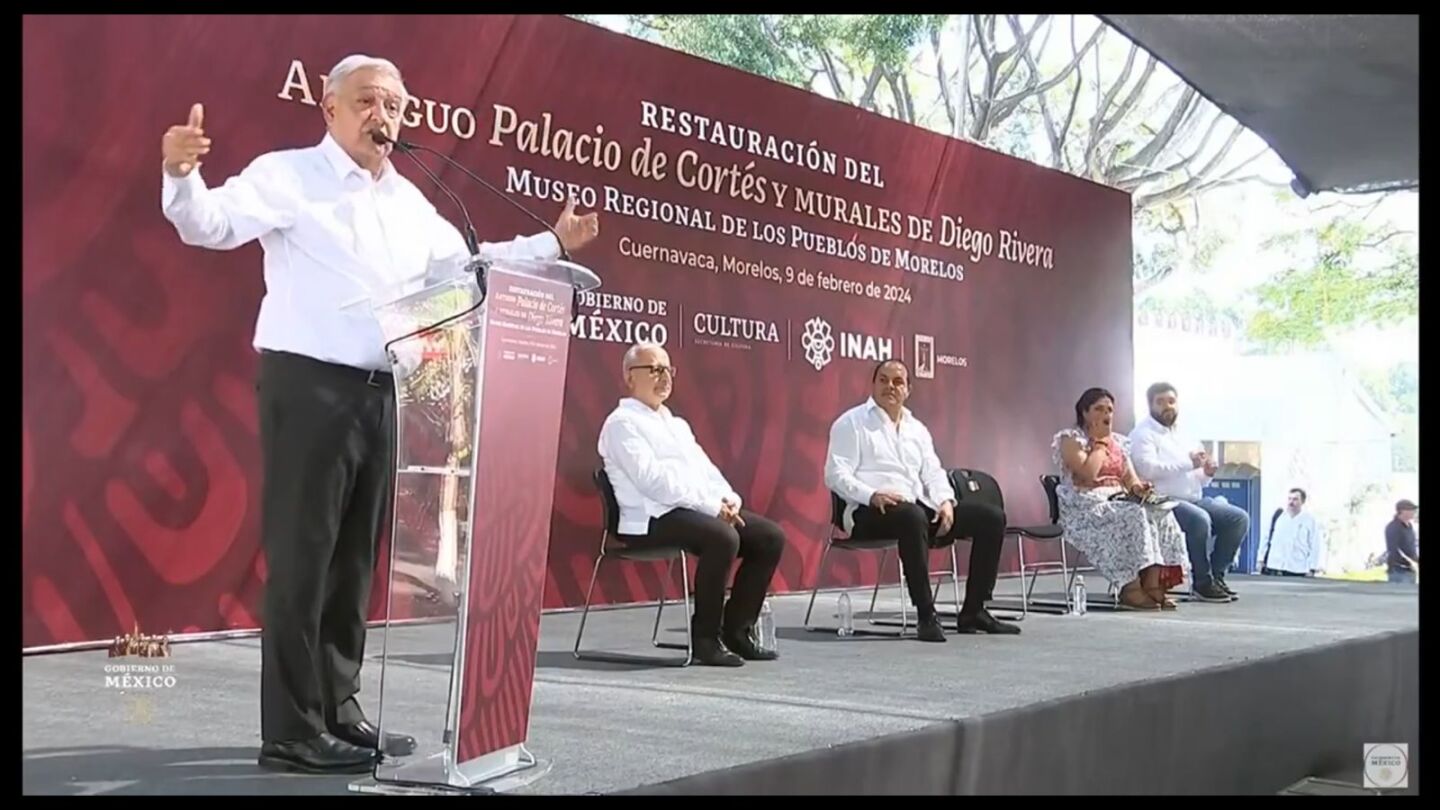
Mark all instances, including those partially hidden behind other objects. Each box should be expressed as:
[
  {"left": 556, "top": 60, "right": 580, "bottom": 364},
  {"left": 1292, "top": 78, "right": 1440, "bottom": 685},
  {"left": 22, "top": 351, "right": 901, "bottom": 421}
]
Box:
[{"left": 162, "top": 103, "right": 211, "bottom": 177}]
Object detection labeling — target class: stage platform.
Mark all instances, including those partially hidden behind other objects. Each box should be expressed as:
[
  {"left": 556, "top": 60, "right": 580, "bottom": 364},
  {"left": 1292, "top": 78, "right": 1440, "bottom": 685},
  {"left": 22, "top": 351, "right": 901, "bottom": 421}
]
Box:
[{"left": 23, "top": 573, "right": 1418, "bottom": 795}]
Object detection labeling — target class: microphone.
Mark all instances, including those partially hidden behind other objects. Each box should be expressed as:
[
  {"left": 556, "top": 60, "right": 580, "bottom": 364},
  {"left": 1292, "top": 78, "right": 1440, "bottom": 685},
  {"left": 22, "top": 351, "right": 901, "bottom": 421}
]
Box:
[
  {"left": 386, "top": 134, "right": 572, "bottom": 263},
  {"left": 372, "top": 129, "right": 482, "bottom": 260}
]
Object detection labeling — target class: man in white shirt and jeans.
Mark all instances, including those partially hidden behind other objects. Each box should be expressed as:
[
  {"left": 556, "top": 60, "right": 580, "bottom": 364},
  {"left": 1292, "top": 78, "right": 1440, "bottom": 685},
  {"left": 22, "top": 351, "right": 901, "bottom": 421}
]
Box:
[
  {"left": 159, "top": 54, "right": 598, "bottom": 773},
  {"left": 1129, "top": 382, "right": 1249, "bottom": 603},
  {"left": 1260, "top": 488, "right": 1324, "bottom": 577},
  {"left": 825, "top": 359, "right": 1018, "bottom": 642},
  {"left": 598, "top": 343, "right": 786, "bottom": 667}
]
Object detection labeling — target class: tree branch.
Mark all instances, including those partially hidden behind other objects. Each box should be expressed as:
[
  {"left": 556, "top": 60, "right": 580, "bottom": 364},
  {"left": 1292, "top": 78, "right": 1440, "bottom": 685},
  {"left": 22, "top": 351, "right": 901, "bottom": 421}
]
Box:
[
  {"left": 992, "top": 15, "right": 1048, "bottom": 99},
  {"left": 1025, "top": 16, "right": 1086, "bottom": 168},
  {"left": 857, "top": 62, "right": 885, "bottom": 110},
  {"left": 931, "top": 24, "right": 956, "bottom": 133},
  {"left": 990, "top": 15, "right": 1101, "bottom": 126},
  {"left": 1084, "top": 42, "right": 1140, "bottom": 175},
  {"left": 899, "top": 69, "right": 917, "bottom": 124},
  {"left": 1133, "top": 134, "right": 1257, "bottom": 210},
  {"left": 1359, "top": 230, "right": 1414, "bottom": 250},
  {"left": 1119, "top": 87, "right": 1199, "bottom": 179},
  {"left": 884, "top": 70, "right": 911, "bottom": 123},
  {"left": 1094, "top": 53, "right": 1156, "bottom": 147},
  {"left": 817, "top": 49, "right": 848, "bottom": 102},
  {"left": 957, "top": 14, "right": 973, "bottom": 137},
  {"left": 1118, "top": 111, "right": 1231, "bottom": 188}
]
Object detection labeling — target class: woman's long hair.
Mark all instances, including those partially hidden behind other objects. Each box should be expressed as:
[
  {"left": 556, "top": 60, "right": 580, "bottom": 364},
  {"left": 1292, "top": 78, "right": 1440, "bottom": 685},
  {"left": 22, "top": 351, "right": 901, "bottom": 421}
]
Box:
[{"left": 1074, "top": 387, "right": 1115, "bottom": 429}]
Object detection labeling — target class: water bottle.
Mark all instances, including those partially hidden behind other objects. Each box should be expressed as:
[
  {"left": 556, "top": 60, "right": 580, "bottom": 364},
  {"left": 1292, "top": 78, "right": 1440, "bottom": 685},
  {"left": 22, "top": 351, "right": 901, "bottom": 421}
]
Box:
[
  {"left": 837, "top": 591, "right": 855, "bottom": 637},
  {"left": 1070, "top": 575, "right": 1088, "bottom": 616},
  {"left": 757, "top": 599, "right": 777, "bottom": 652}
]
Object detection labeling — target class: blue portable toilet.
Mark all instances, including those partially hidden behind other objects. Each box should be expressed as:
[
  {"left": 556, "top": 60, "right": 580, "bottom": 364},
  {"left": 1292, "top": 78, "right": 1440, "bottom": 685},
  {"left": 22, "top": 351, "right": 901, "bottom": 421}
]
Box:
[{"left": 1203, "top": 464, "right": 1262, "bottom": 574}]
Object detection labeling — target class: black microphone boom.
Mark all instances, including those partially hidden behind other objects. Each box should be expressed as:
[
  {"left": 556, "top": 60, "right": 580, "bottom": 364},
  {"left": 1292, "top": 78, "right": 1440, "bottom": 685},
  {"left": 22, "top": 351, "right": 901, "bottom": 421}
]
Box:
[
  {"left": 391, "top": 137, "right": 571, "bottom": 262},
  {"left": 374, "top": 130, "right": 481, "bottom": 258}
]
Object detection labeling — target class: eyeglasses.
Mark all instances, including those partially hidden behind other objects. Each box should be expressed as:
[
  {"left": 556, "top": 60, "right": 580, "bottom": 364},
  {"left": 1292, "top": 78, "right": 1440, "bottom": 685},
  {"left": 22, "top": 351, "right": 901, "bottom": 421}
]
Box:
[{"left": 628, "top": 364, "right": 676, "bottom": 379}]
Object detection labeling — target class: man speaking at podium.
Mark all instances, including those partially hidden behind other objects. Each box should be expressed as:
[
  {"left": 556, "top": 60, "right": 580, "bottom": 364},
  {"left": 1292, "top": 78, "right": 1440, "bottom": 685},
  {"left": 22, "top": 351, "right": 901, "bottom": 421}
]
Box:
[{"left": 159, "top": 54, "right": 599, "bottom": 774}]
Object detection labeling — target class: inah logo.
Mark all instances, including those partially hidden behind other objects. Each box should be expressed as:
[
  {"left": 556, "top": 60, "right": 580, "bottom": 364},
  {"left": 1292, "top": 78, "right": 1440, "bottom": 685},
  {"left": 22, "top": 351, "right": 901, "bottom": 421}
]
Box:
[{"left": 801, "top": 317, "right": 834, "bottom": 371}]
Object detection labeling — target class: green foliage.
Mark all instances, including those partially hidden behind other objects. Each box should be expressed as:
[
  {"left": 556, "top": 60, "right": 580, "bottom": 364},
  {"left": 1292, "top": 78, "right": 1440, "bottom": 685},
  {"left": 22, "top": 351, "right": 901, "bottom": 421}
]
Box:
[
  {"left": 1357, "top": 362, "right": 1419, "bottom": 472},
  {"left": 1247, "top": 220, "right": 1417, "bottom": 349}
]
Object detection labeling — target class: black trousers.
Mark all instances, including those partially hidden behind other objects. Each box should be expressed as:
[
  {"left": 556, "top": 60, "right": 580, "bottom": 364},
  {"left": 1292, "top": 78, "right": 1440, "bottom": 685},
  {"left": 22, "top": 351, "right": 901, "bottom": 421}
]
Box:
[
  {"left": 850, "top": 501, "right": 1005, "bottom": 618},
  {"left": 621, "top": 508, "right": 786, "bottom": 638},
  {"left": 257, "top": 351, "right": 395, "bottom": 742}
]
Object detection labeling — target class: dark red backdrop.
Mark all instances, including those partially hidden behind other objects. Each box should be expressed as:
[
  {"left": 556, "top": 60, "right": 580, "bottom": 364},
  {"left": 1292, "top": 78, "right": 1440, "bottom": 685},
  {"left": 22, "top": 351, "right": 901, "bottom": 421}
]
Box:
[{"left": 22, "top": 14, "right": 1133, "bottom": 648}]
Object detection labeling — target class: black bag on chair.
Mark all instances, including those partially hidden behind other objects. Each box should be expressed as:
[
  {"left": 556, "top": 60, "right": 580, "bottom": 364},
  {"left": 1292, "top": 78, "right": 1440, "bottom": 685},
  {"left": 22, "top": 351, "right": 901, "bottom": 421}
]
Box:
[{"left": 949, "top": 468, "right": 1006, "bottom": 512}]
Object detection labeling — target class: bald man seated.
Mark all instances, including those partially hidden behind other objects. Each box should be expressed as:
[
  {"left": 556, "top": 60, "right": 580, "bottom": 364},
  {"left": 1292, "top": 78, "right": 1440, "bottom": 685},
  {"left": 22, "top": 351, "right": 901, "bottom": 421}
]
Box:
[{"left": 597, "top": 343, "right": 787, "bottom": 667}]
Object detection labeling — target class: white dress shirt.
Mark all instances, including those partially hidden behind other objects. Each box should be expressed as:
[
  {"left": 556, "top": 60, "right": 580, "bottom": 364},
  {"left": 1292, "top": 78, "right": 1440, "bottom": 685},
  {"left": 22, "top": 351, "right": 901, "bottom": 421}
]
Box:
[
  {"left": 160, "top": 134, "right": 560, "bottom": 372},
  {"left": 598, "top": 398, "right": 742, "bottom": 535},
  {"left": 1128, "top": 415, "right": 1212, "bottom": 501},
  {"left": 824, "top": 398, "right": 956, "bottom": 532},
  {"left": 1261, "top": 510, "right": 1324, "bottom": 574}
]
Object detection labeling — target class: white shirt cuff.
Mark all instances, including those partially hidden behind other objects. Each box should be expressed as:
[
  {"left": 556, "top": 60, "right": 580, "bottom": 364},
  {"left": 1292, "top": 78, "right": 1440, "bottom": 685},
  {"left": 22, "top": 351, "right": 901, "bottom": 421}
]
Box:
[
  {"left": 161, "top": 166, "right": 205, "bottom": 210},
  {"left": 531, "top": 231, "right": 563, "bottom": 261}
]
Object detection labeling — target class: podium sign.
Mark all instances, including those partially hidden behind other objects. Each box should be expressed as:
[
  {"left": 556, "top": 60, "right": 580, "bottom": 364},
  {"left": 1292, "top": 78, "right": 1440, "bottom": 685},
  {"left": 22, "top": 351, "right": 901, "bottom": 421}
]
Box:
[{"left": 351, "top": 259, "right": 598, "bottom": 792}]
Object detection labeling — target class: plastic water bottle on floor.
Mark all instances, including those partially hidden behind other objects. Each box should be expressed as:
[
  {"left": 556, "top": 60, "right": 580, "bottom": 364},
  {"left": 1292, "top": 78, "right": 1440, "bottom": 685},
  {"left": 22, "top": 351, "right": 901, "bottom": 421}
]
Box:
[
  {"left": 1070, "top": 575, "right": 1088, "bottom": 616},
  {"left": 837, "top": 591, "right": 855, "bottom": 636},
  {"left": 758, "top": 599, "right": 777, "bottom": 652}
]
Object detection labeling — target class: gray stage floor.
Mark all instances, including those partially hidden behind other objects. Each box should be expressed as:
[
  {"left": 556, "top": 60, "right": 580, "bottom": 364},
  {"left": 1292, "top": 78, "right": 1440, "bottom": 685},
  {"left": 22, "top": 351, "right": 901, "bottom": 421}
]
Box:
[{"left": 23, "top": 574, "right": 1418, "bottom": 795}]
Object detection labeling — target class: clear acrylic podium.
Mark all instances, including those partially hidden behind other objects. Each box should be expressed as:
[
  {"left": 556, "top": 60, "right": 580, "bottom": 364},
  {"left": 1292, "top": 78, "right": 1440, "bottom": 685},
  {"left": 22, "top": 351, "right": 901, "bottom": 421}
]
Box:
[{"left": 345, "top": 258, "right": 600, "bottom": 795}]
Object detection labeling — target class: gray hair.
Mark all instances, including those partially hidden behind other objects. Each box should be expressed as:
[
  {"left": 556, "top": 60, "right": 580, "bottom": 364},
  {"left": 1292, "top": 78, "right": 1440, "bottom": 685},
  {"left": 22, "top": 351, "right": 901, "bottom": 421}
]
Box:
[
  {"left": 622, "top": 342, "right": 665, "bottom": 378},
  {"left": 324, "top": 54, "right": 406, "bottom": 100}
]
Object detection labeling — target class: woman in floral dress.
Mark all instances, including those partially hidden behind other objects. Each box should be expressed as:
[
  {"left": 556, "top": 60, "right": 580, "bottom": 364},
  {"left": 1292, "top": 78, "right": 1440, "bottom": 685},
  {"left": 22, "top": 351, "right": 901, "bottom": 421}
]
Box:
[{"left": 1052, "top": 388, "right": 1189, "bottom": 610}]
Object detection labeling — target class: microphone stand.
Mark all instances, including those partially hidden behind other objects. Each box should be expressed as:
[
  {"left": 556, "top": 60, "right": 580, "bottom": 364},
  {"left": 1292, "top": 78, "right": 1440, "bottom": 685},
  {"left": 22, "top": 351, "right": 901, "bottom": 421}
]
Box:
[{"left": 380, "top": 132, "right": 584, "bottom": 315}]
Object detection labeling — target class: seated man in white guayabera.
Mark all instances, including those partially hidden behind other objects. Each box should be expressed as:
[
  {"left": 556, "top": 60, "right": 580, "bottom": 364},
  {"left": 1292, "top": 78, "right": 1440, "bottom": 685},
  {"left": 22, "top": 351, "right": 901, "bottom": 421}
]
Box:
[
  {"left": 1129, "top": 382, "right": 1249, "bottom": 603},
  {"left": 825, "top": 359, "right": 1018, "bottom": 642},
  {"left": 598, "top": 343, "right": 787, "bottom": 667}
]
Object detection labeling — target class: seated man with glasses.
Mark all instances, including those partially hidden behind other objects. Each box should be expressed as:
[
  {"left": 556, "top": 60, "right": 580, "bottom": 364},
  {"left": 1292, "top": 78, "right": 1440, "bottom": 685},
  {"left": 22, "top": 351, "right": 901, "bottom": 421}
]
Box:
[{"left": 598, "top": 342, "right": 787, "bottom": 667}]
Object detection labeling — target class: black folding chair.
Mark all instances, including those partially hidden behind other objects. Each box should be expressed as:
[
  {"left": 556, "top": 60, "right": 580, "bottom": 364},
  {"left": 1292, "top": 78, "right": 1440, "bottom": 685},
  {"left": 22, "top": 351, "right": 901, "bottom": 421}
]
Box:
[
  {"left": 803, "top": 492, "right": 963, "bottom": 636},
  {"left": 572, "top": 468, "right": 693, "bottom": 666},
  {"left": 946, "top": 468, "right": 1068, "bottom": 619}
]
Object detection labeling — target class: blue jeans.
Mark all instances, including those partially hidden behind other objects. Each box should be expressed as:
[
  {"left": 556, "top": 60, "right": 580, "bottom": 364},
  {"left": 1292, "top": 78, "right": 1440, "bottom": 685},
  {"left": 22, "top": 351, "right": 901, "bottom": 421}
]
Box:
[
  {"left": 1388, "top": 569, "right": 1417, "bottom": 585},
  {"left": 1171, "top": 498, "right": 1250, "bottom": 587}
]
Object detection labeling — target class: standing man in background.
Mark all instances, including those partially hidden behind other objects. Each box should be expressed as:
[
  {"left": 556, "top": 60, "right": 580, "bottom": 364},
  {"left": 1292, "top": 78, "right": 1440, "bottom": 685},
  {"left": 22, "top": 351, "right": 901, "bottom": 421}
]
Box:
[
  {"left": 1260, "top": 488, "right": 1325, "bottom": 577},
  {"left": 1385, "top": 500, "right": 1420, "bottom": 584}
]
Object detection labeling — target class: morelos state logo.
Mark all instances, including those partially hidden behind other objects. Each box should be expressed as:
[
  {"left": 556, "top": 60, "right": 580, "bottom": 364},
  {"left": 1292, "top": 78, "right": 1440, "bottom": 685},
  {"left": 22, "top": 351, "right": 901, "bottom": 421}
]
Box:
[{"left": 801, "top": 317, "right": 834, "bottom": 371}]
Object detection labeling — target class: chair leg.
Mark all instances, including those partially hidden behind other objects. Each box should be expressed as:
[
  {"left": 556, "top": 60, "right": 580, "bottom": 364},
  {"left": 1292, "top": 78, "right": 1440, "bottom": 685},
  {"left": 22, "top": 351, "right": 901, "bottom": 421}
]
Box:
[
  {"left": 651, "top": 557, "right": 674, "bottom": 647},
  {"left": 803, "top": 542, "right": 833, "bottom": 629},
  {"left": 868, "top": 549, "right": 889, "bottom": 621},
  {"left": 948, "top": 544, "right": 963, "bottom": 619},
  {"left": 573, "top": 543, "right": 690, "bottom": 666},
  {"left": 679, "top": 552, "right": 693, "bottom": 665},
  {"left": 897, "top": 555, "right": 909, "bottom": 635},
  {"left": 1015, "top": 533, "right": 1030, "bottom": 619},
  {"left": 1060, "top": 538, "right": 1073, "bottom": 612},
  {"left": 654, "top": 554, "right": 693, "bottom": 652},
  {"left": 572, "top": 551, "right": 606, "bottom": 659}
]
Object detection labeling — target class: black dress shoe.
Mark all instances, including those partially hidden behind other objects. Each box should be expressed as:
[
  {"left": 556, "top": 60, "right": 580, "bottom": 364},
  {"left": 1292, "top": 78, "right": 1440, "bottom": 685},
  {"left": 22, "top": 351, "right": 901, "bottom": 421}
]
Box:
[
  {"left": 329, "top": 719, "right": 418, "bottom": 756},
  {"left": 258, "top": 733, "right": 377, "bottom": 774},
  {"left": 721, "top": 630, "right": 779, "bottom": 661},
  {"left": 916, "top": 616, "right": 947, "bottom": 643},
  {"left": 693, "top": 637, "right": 744, "bottom": 667},
  {"left": 956, "top": 610, "right": 1021, "bottom": 635},
  {"left": 1215, "top": 577, "right": 1239, "bottom": 600}
]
